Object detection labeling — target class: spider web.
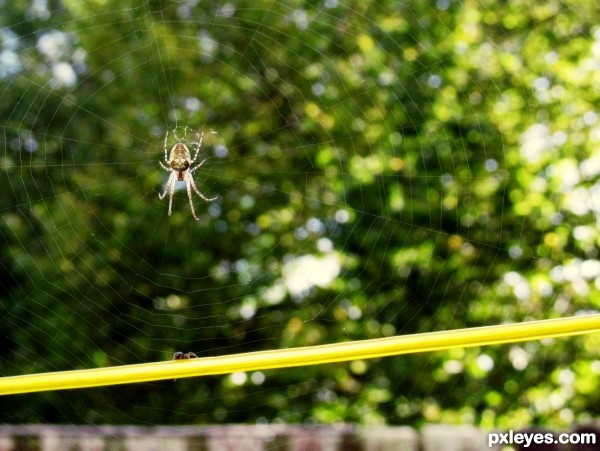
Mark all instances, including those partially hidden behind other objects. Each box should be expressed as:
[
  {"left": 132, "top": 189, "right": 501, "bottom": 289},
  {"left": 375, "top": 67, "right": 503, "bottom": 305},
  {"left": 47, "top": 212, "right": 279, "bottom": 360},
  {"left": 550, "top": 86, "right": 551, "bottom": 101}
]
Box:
[{"left": 0, "top": 0, "right": 599, "bottom": 429}]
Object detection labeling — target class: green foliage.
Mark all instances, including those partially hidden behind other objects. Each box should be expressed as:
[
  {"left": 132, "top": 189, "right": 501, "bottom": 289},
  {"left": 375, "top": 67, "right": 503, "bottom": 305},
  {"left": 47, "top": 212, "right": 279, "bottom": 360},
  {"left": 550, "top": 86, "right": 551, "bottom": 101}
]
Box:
[{"left": 0, "top": 0, "right": 599, "bottom": 427}]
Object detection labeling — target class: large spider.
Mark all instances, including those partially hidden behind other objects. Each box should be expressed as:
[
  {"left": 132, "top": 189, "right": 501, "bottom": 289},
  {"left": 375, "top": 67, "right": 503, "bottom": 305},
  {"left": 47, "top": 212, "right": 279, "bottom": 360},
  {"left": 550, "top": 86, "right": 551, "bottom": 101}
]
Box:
[{"left": 159, "top": 129, "right": 216, "bottom": 220}]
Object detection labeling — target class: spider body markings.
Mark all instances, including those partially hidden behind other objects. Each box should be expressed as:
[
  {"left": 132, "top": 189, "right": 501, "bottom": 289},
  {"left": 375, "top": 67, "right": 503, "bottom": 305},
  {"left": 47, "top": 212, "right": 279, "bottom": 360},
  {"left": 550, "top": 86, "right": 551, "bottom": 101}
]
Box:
[{"left": 159, "top": 129, "right": 216, "bottom": 220}]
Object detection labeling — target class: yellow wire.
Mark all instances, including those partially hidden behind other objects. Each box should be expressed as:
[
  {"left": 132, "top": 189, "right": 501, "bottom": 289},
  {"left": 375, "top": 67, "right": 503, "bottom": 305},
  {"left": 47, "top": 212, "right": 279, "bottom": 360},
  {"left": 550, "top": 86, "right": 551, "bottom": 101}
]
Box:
[{"left": 1, "top": 314, "right": 599, "bottom": 395}]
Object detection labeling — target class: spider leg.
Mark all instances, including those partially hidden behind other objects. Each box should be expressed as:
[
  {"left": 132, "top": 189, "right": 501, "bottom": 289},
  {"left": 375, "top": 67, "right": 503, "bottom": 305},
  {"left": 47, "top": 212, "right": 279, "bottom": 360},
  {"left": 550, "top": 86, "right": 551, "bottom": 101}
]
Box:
[
  {"left": 159, "top": 161, "right": 170, "bottom": 171},
  {"left": 164, "top": 130, "right": 169, "bottom": 162},
  {"left": 159, "top": 172, "right": 177, "bottom": 216},
  {"left": 189, "top": 130, "right": 204, "bottom": 164},
  {"left": 167, "top": 174, "right": 176, "bottom": 216},
  {"left": 189, "top": 158, "right": 207, "bottom": 173},
  {"left": 159, "top": 172, "right": 173, "bottom": 199},
  {"left": 189, "top": 172, "right": 217, "bottom": 202},
  {"left": 158, "top": 187, "right": 166, "bottom": 199},
  {"left": 172, "top": 127, "right": 182, "bottom": 143},
  {"left": 185, "top": 175, "right": 200, "bottom": 221}
]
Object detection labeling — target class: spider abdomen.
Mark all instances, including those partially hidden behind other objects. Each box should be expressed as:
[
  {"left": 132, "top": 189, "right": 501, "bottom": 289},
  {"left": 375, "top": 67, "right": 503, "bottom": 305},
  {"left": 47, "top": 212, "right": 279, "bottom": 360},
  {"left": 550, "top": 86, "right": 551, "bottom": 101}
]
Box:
[{"left": 171, "top": 158, "right": 190, "bottom": 172}]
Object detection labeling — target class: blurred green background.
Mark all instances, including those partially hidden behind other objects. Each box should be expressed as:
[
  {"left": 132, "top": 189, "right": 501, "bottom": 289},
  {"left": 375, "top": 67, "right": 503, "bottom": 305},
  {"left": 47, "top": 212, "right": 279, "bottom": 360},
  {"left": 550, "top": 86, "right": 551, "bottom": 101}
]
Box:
[{"left": 0, "top": 0, "right": 599, "bottom": 427}]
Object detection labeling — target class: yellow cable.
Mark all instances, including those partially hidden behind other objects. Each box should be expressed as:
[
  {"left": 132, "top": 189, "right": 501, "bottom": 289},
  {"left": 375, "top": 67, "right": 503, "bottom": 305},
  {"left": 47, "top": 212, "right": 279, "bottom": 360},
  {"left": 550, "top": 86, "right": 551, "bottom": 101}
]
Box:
[{"left": 1, "top": 314, "right": 599, "bottom": 395}]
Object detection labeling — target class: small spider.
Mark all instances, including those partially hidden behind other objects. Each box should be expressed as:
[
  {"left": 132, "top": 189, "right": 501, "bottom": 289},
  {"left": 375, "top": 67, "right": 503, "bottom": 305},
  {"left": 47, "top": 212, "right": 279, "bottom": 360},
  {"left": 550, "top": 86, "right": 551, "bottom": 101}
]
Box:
[
  {"left": 159, "top": 129, "right": 216, "bottom": 220},
  {"left": 173, "top": 351, "right": 198, "bottom": 360},
  {"left": 172, "top": 351, "right": 198, "bottom": 381}
]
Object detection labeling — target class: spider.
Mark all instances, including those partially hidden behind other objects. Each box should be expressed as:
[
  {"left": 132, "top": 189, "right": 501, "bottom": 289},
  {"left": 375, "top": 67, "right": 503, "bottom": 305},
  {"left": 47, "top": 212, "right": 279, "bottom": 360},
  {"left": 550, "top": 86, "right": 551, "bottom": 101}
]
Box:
[
  {"left": 159, "top": 129, "right": 216, "bottom": 220},
  {"left": 173, "top": 351, "right": 198, "bottom": 360},
  {"left": 172, "top": 351, "right": 198, "bottom": 381}
]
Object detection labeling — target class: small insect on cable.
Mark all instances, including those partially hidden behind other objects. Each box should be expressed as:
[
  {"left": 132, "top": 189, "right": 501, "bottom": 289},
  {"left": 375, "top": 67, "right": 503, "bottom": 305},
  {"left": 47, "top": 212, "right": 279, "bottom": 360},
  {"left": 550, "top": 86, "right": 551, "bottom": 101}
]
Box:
[{"left": 172, "top": 351, "right": 198, "bottom": 381}]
